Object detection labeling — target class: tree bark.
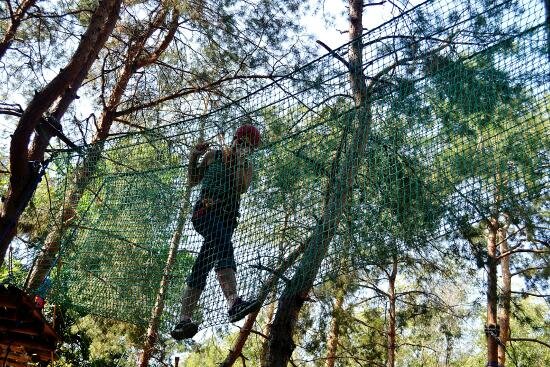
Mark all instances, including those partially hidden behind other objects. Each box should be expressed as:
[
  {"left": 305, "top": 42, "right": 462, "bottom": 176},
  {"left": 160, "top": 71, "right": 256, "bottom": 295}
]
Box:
[
  {"left": 486, "top": 216, "right": 499, "bottom": 367},
  {"left": 139, "top": 189, "right": 190, "bottom": 367},
  {"left": 0, "top": 0, "right": 36, "bottom": 60},
  {"left": 260, "top": 301, "right": 277, "bottom": 367},
  {"left": 220, "top": 307, "right": 263, "bottom": 367},
  {"left": 0, "top": 0, "right": 122, "bottom": 268},
  {"left": 498, "top": 214, "right": 511, "bottom": 367},
  {"left": 25, "top": 6, "right": 179, "bottom": 292},
  {"left": 348, "top": 0, "right": 367, "bottom": 108},
  {"left": 325, "top": 292, "right": 344, "bottom": 367},
  {"left": 265, "top": 2, "right": 370, "bottom": 365},
  {"left": 387, "top": 258, "right": 398, "bottom": 367}
]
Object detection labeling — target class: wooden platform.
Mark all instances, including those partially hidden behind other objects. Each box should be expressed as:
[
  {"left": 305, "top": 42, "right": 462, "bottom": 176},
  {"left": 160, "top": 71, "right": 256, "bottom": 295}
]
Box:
[{"left": 0, "top": 284, "right": 59, "bottom": 367}]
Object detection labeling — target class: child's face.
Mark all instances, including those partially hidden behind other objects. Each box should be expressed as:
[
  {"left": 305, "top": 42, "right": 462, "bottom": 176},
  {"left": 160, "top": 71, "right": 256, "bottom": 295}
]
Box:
[{"left": 233, "top": 137, "right": 254, "bottom": 159}]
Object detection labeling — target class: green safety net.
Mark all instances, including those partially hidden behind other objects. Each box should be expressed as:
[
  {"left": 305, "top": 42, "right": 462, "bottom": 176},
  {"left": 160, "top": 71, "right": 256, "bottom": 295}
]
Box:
[{"left": 21, "top": 0, "right": 549, "bottom": 332}]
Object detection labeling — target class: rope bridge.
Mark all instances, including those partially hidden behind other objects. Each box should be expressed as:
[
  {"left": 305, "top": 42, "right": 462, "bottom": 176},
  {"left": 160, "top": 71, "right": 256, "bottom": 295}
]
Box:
[{"left": 15, "top": 0, "right": 549, "bottom": 335}]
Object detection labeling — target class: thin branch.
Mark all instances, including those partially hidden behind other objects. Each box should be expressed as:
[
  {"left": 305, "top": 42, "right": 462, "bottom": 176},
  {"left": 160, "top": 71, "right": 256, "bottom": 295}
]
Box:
[
  {"left": 113, "top": 117, "right": 147, "bottom": 131},
  {"left": 360, "top": 284, "right": 390, "bottom": 298},
  {"left": 248, "top": 328, "right": 269, "bottom": 339},
  {"left": 250, "top": 264, "right": 291, "bottom": 284},
  {"left": 510, "top": 267, "right": 546, "bottom": 277},
  {"left": 219, "top": 307, "right": 260, "bottom": 367},
  {"left": 113, "top": 74, "right": 279, "bottom": 117},
  {"left": 26, "top": 8, "right": 94, "bottom": 19},
  {"left": 510, "top": 290, "right": 549, "bottom": 298},
  {"left": 350, "top": 315, "right": 386, "bottom": 335},
  {"left": 510, "top": 337, "right": 550, "bottom": 349},
  {"left": 316, "top": 40, "right": 352, "bottom": 70},
  {"left": 399, "top": 342, "right": 439, "bottom": 353},
  {"left": 0, "top": 103, "right": 23, "bottom": 117},
  {"left": 364, "top": 1, "right": 386, "bottom": 7},
  {"left": 497, "top": 248, "right": 549, "bottom": 260}
]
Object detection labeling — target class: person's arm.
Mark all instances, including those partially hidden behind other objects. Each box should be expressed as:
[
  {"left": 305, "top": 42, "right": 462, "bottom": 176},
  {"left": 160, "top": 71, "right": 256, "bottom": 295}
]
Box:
[
  {"left": 235, "top": 163, "right": 253, "bottom": 194},
  {"left": 188, "top": 143, "right": 214, "bottom": 187}
]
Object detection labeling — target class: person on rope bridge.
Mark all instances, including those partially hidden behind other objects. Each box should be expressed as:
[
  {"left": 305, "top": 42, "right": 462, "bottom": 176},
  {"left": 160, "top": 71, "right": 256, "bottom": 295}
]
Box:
[{"left": 171, "top": 124, "right": 263, "bottom": 340}]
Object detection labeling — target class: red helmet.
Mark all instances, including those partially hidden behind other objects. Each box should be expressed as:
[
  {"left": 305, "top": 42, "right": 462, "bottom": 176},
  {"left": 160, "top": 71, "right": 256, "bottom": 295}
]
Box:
[{"left": 234, "top": 124, "right": 261, "bottom": 148}]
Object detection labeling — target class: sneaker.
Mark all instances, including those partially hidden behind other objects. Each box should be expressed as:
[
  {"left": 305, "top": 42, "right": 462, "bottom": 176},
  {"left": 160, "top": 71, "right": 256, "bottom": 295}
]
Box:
[
  {"left": 228, "top": 297, "right": 261, "bottom": 323},
  {"left": 171, "top": 319, "right": 199, "bottom": 340}
]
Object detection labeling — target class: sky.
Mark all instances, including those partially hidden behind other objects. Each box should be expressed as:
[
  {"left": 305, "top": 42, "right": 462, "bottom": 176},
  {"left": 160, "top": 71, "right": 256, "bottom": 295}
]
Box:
[{"left": 303, "top": 0, "right": 417, "bottom": 53}]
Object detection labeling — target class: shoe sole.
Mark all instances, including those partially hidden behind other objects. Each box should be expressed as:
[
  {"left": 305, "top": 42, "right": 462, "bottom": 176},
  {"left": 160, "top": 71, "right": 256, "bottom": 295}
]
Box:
[
  {"left": 171, "top": 324, "right": 199, "bottom": 340},
  {"left": 229, "top": 300, "right": 262, "bottom": 323}
]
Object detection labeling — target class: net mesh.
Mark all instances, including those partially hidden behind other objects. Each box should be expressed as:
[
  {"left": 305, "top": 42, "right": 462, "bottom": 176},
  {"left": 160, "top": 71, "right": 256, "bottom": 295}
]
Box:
[{"left": 17, "top": 0, "right": 549, "bottom": 332}]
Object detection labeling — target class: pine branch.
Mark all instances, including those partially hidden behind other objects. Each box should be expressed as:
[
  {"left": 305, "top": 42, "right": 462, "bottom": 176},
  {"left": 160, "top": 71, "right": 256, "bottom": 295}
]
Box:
[
  {"left": 510, "top": 267, "right": 546, "bottom": 277},
  {"left": 497, "top": 248, "right": 549, "bottom": 260},
  {"left": 510, "top": 337, "right": 550, "bottom": 349},
  {"left": 510, "top": 291, "right": 549, "bottom": 298}
]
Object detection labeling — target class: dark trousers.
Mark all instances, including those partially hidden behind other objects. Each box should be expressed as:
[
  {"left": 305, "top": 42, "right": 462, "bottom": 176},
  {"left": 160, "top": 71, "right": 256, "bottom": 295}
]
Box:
[{"left": 186, "top": 204, "right": 237, "bottom": 290}]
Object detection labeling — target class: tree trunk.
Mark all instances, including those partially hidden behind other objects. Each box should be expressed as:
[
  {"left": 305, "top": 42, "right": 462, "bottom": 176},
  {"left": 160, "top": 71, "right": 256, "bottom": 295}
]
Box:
[
  {"left": 0, "top": 0, "right": 36, "bottom": 60},
  {"left": 498, "top": 215, "right": 511, "bottom": 367},
  {"left": 261, "top": 301, "right": 277, "bottom": 367},
  {"left": 264, "top": 105, "right": 371, "bottom": 365},
  {"left": 140, "top": 103, "right": 194, "bottom": 365},
  {"left": 444, "top": 332, "right": 453, "bottom": 367},
  {"left": 23, "top": 1, "right": 121, "bottom": 290},
  {"left": 139, "top": 189, "right": 191, "bottom": 367},
  {"left": 264, "top": 1, "right": 369, "bottom": 365},
  {"left": 387, "top": 259, "right": 398, "bottom": 367},
  {"left": 486, "top": 216, "right": 499, "bottom": 367},
  {"left": 220, "top": 307, "right": 263, "bottom": 367},
  {"left": 266, "top": 0, "right": 372, "bottom": 367},
  {"left": 0, "top": 0, "right": 122, "bottom": 267},
  {"left": 325, "top": 292, "right": 344, "bottom": 367},
  {"left": 25, "top": 6, "right": 179, "bottom": 291},
  {"left": 348, "top": 0, "right": 368, "bottom": 108}
]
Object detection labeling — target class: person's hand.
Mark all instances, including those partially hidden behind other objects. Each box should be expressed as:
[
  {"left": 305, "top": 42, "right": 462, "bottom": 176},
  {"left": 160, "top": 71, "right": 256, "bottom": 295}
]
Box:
[{"left": 191, "top": 142, "right": 210, "bottom": 157}]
